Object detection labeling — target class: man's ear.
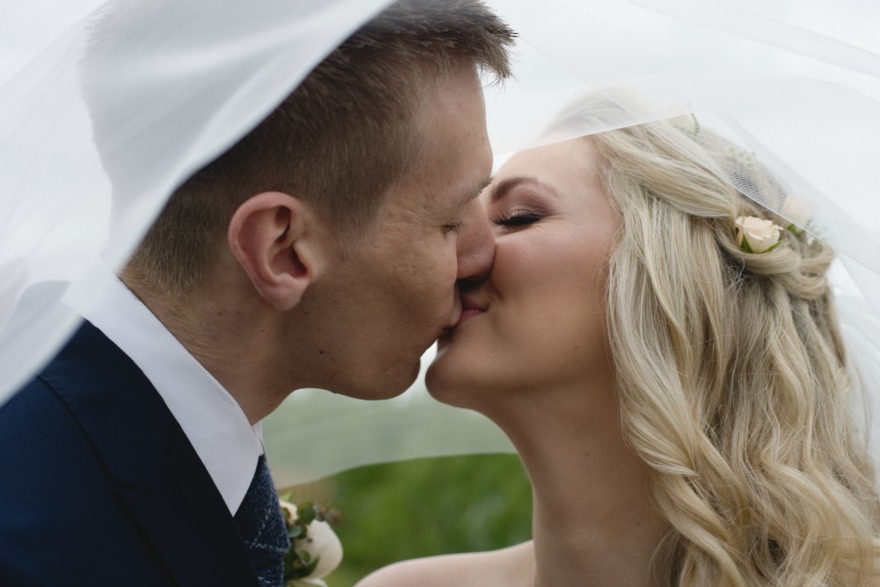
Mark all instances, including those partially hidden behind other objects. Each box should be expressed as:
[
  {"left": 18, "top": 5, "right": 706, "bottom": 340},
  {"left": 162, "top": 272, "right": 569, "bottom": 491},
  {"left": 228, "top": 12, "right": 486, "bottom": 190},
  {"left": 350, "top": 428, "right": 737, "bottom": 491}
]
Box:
[{"left": 228, "top": 191, "right": 328, "bottom": 310}]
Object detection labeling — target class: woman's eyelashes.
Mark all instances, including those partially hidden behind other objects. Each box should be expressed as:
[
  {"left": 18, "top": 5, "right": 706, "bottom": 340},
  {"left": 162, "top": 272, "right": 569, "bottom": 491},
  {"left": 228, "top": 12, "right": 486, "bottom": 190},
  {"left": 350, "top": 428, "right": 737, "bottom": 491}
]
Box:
[{"left": 493, "top": 211, "right": 543, "bottom": 228}]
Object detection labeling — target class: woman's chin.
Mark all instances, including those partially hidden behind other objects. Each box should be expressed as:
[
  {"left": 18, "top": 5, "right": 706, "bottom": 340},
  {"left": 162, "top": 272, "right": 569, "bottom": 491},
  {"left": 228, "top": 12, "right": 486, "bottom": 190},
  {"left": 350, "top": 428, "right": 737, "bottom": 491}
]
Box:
[
  {"left": 424, "top": 358, "right": 453, "bottom": 399},
  {"left": 425, "top": 354, "right": 480, "bottom": 409}
]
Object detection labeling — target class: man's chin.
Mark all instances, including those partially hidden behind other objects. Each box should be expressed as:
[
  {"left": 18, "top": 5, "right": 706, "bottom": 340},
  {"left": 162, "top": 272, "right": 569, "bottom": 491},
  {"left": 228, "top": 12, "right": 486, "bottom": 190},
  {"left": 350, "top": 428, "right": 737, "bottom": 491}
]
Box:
[{"left": 334, "top": 361, "right": 421, "bottom": 401}]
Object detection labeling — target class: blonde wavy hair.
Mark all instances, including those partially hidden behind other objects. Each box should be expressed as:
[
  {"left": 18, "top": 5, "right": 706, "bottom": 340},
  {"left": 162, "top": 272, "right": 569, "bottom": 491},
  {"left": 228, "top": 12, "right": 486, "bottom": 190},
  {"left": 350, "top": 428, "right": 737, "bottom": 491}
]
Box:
[{"left": 581, "top": 103, "right": 880, "bottom": 585}]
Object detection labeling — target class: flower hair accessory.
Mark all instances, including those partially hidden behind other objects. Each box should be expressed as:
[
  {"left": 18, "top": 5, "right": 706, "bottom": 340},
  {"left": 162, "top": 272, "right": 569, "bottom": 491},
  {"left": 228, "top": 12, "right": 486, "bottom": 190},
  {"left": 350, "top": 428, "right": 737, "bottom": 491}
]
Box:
[
  {"left": 735, "top": 216, "right": 783, "bottom": 253},
  {"left": 279, "top": 499, "right": 344, "bottom": 587}
]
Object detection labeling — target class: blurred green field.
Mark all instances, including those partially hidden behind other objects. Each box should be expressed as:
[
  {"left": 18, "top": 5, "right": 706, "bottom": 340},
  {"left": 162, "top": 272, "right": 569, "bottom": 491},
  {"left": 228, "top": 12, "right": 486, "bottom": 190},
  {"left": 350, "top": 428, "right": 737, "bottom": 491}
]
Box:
[{"left": 280, "top": 454, "right": 532, "bottom": 587}]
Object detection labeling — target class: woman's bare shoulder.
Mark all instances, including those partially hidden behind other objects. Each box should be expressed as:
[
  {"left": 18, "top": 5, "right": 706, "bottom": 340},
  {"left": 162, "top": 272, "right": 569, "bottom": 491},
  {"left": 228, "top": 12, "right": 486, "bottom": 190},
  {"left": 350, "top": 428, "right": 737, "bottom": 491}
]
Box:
[{"left": 355, "top": 540, "right": 534, "bottom": 587}]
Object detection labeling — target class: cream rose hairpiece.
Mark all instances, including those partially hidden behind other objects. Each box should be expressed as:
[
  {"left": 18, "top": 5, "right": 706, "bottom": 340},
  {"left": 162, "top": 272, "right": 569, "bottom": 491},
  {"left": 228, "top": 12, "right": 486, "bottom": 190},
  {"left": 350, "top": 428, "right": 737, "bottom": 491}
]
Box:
[{"left": 734, "top": 216, "right": 783, "bottom": 253}]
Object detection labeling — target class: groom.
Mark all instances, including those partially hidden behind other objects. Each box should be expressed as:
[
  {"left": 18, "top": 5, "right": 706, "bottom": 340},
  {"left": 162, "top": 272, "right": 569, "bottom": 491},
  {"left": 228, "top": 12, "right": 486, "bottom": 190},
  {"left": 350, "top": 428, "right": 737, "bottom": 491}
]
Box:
[{"left": 0, "top": 1, "right": 514, "bottom": 585}]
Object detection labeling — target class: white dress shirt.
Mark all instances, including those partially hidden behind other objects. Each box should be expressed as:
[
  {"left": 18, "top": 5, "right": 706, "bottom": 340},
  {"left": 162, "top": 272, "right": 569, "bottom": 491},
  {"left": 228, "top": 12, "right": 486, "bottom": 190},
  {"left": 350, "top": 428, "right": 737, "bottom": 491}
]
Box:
[{"left": 70, "top": 274, "right": 263, "bottom": 515}]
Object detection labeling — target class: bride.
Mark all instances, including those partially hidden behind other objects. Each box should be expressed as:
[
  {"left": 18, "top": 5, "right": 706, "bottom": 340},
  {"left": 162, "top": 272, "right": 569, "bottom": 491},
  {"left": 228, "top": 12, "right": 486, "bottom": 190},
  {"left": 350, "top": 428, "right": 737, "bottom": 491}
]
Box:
[{"left": 358, "top": 96, "right": 880, "bottom": 586}]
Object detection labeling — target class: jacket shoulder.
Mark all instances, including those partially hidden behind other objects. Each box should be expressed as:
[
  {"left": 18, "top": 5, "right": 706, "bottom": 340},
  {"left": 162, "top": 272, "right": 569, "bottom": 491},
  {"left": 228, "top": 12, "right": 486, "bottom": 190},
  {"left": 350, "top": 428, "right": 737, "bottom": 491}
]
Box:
[{"left": 0, "top": 331, "right": 176, "bottom": 585}]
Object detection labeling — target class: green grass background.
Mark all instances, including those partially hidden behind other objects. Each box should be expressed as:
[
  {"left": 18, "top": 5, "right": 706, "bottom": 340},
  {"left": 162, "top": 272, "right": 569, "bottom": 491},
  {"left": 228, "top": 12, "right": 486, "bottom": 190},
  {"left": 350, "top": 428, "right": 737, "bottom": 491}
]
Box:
[{"left": 281, "top": 454, "right": 533, "bottom": 586}]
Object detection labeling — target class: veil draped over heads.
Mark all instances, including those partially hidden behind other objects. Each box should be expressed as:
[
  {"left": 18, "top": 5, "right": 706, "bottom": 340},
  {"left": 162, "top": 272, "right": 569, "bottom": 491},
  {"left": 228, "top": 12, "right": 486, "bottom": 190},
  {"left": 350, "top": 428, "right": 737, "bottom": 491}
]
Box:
[{"left": 1, "top": 0, "right": 878, "bottom": 486}]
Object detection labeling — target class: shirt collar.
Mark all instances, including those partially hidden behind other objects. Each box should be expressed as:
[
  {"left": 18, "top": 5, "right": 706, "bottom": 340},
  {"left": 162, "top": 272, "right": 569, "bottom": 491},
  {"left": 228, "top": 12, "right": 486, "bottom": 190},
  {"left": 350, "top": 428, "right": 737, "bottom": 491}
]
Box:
[{"left": 70, "top": 273, "right": 263, "bottom": 515}]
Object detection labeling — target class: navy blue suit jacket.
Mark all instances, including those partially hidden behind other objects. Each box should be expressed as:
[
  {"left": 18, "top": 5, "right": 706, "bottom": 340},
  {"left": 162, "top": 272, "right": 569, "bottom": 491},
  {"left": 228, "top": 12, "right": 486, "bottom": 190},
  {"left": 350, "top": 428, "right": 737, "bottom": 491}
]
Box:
[{"left": 0, "top": 320, "right": 261, "bottom": 586}]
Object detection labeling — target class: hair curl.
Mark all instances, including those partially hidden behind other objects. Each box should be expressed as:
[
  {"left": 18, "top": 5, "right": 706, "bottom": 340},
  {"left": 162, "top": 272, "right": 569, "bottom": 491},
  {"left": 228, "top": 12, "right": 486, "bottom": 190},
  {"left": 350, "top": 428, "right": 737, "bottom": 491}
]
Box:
[{"left": 583, "top": 106, "right": 880, "bottom": 585}]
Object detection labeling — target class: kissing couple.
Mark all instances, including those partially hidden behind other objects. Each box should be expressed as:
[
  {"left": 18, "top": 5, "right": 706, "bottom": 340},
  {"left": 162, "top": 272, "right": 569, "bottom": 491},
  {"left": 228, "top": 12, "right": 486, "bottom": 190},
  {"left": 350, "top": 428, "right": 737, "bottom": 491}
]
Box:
[{"left": 2, "top": 1, "right": 880, "bottom": 586}]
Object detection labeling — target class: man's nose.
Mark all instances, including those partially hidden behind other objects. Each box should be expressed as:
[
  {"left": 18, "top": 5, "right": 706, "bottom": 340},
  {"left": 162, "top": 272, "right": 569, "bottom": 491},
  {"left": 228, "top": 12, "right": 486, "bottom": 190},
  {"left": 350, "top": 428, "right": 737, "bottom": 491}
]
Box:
[{"left": 456, "top": 199, "right": 495, "bottom": 281}]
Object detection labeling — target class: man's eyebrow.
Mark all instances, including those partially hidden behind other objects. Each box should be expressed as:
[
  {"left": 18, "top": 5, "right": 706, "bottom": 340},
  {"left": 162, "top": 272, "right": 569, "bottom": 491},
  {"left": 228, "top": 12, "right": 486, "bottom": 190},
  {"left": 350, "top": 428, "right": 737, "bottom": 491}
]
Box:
[{"left": 458, "top": 175, "right": 494, "bottom": 207}]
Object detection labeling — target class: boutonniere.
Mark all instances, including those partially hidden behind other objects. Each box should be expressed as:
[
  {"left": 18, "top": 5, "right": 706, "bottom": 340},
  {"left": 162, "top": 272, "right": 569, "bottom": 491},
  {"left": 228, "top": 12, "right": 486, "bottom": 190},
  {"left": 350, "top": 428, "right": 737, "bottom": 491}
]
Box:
[{"left": 279, "top": 499, "right": 344, "bottom": 587}]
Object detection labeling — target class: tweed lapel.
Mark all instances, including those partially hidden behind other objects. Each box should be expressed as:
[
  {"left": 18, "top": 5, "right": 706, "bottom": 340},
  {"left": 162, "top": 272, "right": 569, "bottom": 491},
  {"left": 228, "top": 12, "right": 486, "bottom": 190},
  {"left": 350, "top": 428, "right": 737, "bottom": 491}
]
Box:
[{"left": 43, "top": 321, "right": 260, "bottom": 587}]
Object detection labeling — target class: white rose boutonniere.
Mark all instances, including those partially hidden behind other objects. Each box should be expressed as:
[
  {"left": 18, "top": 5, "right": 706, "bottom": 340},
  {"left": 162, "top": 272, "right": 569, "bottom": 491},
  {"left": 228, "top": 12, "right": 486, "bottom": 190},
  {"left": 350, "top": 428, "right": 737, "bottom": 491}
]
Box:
[
  {"left": 279, "top": 499, "right": 344, "bottom": 587},
  {"left": 735, "top": 215, "right": 783, "bottom": 253}
]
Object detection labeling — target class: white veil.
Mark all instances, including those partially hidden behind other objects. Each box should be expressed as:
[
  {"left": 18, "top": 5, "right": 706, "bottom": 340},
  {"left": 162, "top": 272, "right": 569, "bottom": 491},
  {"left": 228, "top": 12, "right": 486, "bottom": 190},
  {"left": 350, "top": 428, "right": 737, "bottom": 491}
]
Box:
[
  {"left": 2, "top": 0, "right": 878, "bottom": 487},
  {"left": 0, "top": 0, "right": 395, "bottom": 401}
]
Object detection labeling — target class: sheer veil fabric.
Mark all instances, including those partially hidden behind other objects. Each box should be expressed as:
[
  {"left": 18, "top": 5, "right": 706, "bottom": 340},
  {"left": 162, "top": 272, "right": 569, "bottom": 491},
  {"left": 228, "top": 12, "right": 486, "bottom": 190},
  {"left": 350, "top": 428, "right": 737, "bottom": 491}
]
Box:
[{"left": 1, "top": 0, "right": 878, "bottom": 486}]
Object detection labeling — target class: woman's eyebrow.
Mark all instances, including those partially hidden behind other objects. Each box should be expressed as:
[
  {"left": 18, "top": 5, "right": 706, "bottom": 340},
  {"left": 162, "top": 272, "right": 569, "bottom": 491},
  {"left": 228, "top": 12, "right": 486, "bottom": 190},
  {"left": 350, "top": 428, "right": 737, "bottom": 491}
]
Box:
[{"left": 489, "top": 177, "right": 558, "bottom": 203}]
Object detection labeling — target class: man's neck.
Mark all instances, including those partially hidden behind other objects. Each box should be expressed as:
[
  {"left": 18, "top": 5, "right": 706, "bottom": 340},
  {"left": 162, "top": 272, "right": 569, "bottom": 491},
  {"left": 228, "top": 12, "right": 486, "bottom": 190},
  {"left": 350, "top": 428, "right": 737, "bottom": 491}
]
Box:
[{"left": 120, "top": 271, "right": 292, "bottom": 425}]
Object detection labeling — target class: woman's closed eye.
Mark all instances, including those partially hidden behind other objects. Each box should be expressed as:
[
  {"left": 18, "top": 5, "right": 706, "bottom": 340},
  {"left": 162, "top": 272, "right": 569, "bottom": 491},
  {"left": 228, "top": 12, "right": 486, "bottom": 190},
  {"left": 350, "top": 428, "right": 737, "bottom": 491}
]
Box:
[{"left": 494, "top": 212, "right": 542, "bottom": 228}]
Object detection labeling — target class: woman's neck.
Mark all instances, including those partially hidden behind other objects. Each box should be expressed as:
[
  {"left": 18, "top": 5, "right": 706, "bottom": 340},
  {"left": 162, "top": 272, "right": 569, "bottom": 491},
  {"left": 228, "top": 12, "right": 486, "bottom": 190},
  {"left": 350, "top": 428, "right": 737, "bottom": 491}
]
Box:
[{"left": 486, "top": 376, "right": 669, "bottom": 587}]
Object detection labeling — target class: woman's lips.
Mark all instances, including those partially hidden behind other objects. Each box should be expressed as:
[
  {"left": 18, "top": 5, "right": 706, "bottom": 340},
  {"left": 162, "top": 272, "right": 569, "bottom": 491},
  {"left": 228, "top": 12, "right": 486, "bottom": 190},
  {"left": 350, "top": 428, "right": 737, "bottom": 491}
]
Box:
[
  {"left": 439, "top": 296, "right": 487, "bottom": 341},
  {"left": 457, "top": 307, "right": 483, "bottom": 324},
  {"left": 456, "top": 297, "right": 487, "bottom": 326}
]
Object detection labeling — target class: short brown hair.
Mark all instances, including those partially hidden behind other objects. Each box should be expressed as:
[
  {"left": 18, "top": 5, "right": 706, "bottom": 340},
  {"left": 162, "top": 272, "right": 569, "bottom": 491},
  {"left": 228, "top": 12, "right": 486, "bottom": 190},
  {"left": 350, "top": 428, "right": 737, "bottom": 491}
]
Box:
[{"left": 124, "top": 0, "right": 515, "bottom": 292}]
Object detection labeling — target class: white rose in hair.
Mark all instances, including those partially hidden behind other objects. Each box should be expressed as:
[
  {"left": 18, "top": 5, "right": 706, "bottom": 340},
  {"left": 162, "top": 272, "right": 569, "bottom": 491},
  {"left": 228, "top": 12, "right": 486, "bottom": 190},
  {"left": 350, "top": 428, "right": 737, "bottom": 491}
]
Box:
[{"left": 735, "top": 216, "right": 782, "bottom": 253}]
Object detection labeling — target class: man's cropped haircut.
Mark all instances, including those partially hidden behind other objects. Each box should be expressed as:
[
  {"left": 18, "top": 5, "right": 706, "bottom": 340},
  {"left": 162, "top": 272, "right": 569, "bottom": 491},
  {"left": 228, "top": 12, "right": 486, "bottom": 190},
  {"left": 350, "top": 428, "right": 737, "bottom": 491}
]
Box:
[{"left": 119, "top": 0, "right": 515, "bottom": 292}]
